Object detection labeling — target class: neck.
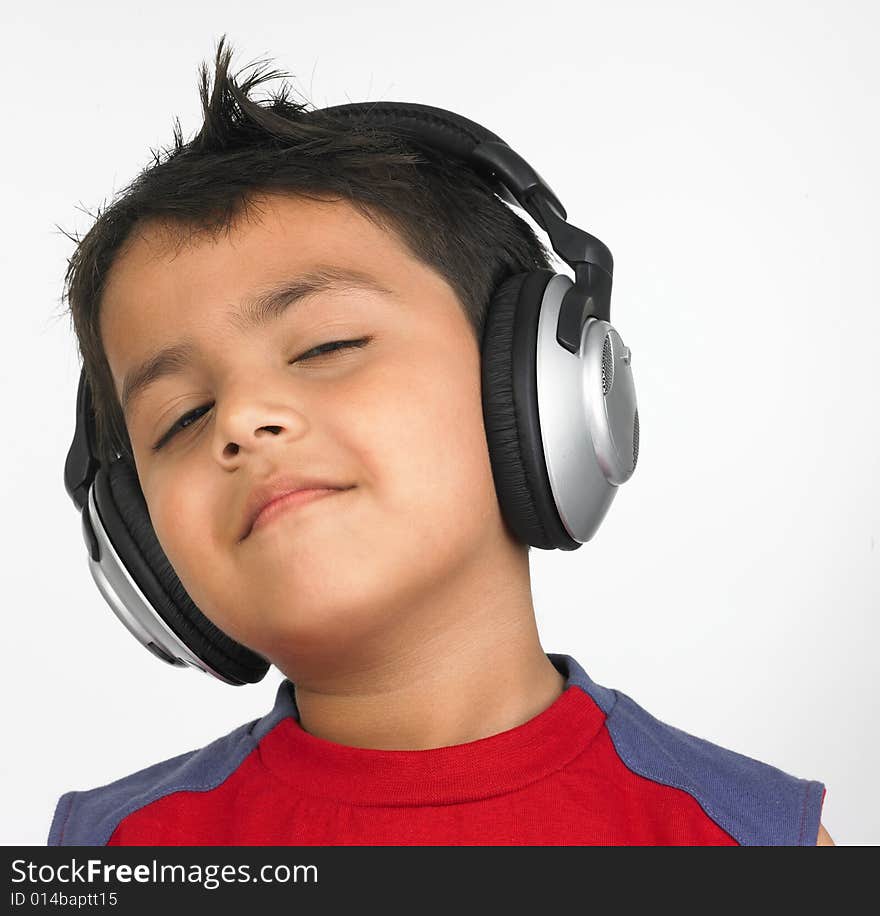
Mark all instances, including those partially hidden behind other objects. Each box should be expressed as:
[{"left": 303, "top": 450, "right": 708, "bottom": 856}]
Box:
[{"left": 275, "top": 543, "right": 565, "bottom": 751}]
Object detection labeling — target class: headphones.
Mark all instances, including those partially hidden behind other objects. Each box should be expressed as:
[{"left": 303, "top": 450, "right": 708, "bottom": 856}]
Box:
[{"left": 64, "top": 102, "right": 640, "bottom": 686}]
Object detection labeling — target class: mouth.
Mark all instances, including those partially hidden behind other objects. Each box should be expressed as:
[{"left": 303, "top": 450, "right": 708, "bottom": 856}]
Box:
[{"left": 243, "top": 486, "right": 352, "bottom": 540}]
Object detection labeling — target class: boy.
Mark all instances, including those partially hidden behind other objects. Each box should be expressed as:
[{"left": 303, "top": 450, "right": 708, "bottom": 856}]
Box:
[{"left": 48, "top": 39, "right": 832, "bottom": 846}]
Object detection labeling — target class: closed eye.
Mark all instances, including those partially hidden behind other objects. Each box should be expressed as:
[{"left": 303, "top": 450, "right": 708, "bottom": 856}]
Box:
[
  {"left": 296, "top": 337, "right": 371, "bottom": 361},
  {"left": 150, "top": 337, "right": 372, "bottom": 452}
]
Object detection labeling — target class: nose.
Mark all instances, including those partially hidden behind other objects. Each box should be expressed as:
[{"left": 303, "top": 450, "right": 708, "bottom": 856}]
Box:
[{"left": 212, "top": 394, "right": 309, "bottom": 461}]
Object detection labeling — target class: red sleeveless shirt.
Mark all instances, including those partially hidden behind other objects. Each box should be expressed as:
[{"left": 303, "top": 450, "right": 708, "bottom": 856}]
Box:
[{"left": 48, "top": 653, "right": 826, "bottom": 845}]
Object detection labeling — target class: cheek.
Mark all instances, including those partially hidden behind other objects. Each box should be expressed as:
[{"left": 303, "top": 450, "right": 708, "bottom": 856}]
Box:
[
  {"left": 351, "top": 351, "right": 497, "bottom": 529},
  {"left": 143, "top": 476, "right": 253, "bottom": 640},
  {"left": 144, "top": 472, "right": 218, "bottom": 572}
]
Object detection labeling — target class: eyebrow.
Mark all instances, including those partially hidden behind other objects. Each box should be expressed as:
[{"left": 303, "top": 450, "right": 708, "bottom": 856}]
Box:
[{"left": 120, "top": 265, "right": 394, "bottom": 418}]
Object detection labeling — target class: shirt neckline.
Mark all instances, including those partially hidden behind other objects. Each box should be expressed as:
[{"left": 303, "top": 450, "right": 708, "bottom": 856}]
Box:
[{"left": 256, "top": 652, "right": 609, "bottom": 806}]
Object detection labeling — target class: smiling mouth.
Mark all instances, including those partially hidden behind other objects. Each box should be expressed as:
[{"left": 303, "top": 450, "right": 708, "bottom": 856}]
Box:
[{"left": 246, "top": 487, "right": 350, "bottom": 539}]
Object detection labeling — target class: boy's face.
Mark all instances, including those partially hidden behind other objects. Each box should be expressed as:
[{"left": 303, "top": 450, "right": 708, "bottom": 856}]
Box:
[{"left": 100, "top": 192, "right": 523, "bottom": 669}]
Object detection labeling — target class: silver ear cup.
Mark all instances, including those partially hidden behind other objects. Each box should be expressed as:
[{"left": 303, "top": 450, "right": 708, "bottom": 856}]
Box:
[
  {"left": 633, "top": 406, "right": 640, "bottom": 470},
  {"left": 535, "top": 274, "right": 640, "bottom": 543},
  {"left": 600, "top": 333, "right": 639, "bottom": 469},
  {"left": 584, "top": 323, "right": 639, "bottom": 485},
  {"left": 84, "top": 485, "right": 241, "bottom": 684}
]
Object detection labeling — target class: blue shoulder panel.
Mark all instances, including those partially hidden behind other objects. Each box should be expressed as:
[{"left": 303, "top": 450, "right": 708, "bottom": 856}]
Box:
[
  {"left": 551, "top": 652, "right": 826, "bottom": 846},
  {"left": 47, "top": 680, "right": 295, "bottom": 846}
]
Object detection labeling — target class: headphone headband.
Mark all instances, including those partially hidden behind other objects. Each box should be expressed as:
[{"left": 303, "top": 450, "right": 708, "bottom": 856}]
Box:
[{"left": 317, "top": 103, "right": 614, "bottom": 327}]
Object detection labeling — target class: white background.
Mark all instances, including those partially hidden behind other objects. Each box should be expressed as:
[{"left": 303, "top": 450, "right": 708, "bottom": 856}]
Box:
[{"left": 2, "top": 0, "right": 877, "bottom": 845}]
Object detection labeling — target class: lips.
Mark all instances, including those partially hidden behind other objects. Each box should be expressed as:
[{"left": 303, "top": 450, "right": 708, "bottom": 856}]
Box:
[
  {"left": 249, "top": 488, "right": 340, "bottom": 535},
  {"left": 239, "top": 474, "right": 352, "bottom": 542}
]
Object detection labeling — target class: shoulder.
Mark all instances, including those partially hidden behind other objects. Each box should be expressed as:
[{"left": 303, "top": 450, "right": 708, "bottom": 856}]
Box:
[
  {"left": 47, "top": 717, "right": 261, "bottom": 846},
  {"left": 558, "top": 657, "right": 827, "bottom": 846},
  {"left": 817, "top": 822, "right": 835, "bottom": 845},
  {"left": 603, "top": 687, "right": 827, "bottom": 845}
]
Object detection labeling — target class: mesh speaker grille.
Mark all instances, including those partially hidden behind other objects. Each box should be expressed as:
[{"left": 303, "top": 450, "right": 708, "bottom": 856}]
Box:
[
  {"left": 633, "top": 408, "right": 640, "bottom": 469},
  {"left": 601, "top": 335, "right": 614, "bottom": 395}
]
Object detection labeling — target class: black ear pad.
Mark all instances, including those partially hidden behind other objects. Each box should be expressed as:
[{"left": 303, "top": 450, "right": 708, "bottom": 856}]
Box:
[
  {"left": 93, "top": 458, "right": 271, "bottom": 685},
  {"left": 481, "top": 270, "right": 581, "bottom": 551}
]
